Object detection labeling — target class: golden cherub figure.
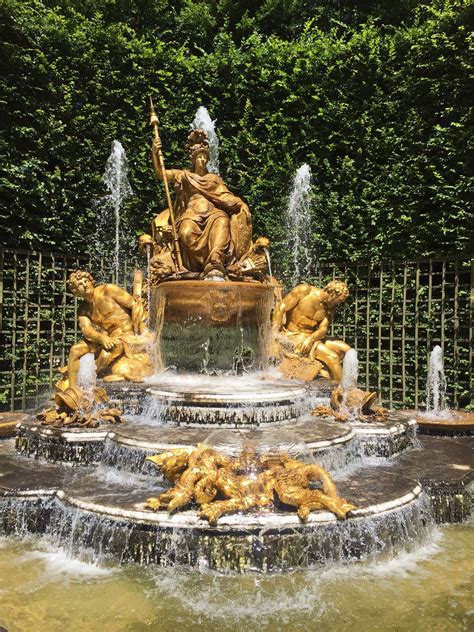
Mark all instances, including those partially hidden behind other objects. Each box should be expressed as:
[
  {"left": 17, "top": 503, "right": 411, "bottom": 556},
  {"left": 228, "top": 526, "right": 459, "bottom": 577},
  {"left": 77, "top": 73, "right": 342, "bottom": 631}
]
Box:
[{"left": 273, "top": 281, "right": 351, "bottom": 381}]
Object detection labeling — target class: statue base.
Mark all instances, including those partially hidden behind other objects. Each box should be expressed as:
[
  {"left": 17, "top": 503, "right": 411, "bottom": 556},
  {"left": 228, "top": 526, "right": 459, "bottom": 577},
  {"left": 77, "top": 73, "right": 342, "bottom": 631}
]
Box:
[{"left": 150, "top": 281, "right": 274, "bottom": 372}]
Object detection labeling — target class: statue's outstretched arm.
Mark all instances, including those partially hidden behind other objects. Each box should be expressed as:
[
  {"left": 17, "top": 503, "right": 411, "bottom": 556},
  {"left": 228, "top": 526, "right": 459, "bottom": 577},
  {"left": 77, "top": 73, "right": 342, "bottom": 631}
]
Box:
[{"left": 151, "top": 139, "right": 175, "bottom": 183}]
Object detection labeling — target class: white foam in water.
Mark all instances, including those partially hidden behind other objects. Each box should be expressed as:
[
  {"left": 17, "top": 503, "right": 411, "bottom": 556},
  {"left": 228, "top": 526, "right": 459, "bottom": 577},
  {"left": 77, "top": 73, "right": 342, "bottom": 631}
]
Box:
[
  {"left": 148, "top": 571, "right": 325, "bottom": 624},
  {"left": 127, "top": 396, "right": 166, "bottom": 425},
  {"left": 20, "top": 545, "right": 112, "bottom": 580},
  {"left": 93, "top": 465, "right": 148, "bottom": 488},
  {"left": 145, "top": 520, "right": 441, "bottom": 625},
  {"left": 324, "top": 526, "right": 443, "bottom": 580},
  {"left": 144, "top": 370, "right": 289, "bottom": 391},
  {"left": 191, "top": 106, "right": 220, "bottom": 174}
]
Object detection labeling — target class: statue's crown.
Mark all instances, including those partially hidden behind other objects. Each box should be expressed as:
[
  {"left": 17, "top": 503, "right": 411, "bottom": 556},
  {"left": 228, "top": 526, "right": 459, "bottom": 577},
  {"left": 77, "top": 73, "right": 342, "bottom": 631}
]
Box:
[{"left": 188, "top": 128, "right": 210, "bottom": 160}]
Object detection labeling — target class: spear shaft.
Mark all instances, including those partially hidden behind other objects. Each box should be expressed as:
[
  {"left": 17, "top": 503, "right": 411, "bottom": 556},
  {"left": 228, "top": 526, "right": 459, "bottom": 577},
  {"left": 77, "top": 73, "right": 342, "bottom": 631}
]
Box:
[{"left": 149, "top": 97, "right": 184, "bottom": 272}]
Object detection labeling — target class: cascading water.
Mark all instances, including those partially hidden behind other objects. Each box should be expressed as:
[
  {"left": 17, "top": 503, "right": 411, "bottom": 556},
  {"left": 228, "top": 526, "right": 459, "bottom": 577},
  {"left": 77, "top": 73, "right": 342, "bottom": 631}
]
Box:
[
  {"left": 201, "top": 338, "right": 210, "bottom": 373},
  {"left": 146, "top": 244, "right": 151, "bottom": 327},
  {"left": 285, "top": 164, "right": 313, "bottom": 285},
  {"left": 191, "top": 106, "right": 219, "bottom": 174},
  {"left": 264, "top": 247, "right": 273, "bottom": 279},
  {"left": 100, "top": 140, "right": 133, "bottom": 283},
  {"left": 423, "top": 346, "right": 450, "bottom": 419}
]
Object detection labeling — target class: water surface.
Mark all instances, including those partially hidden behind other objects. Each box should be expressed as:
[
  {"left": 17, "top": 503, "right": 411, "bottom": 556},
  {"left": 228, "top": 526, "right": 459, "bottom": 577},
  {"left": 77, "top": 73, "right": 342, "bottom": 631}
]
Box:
[{"left": 0, "top": 521, "right": 472, "bottom": 631}]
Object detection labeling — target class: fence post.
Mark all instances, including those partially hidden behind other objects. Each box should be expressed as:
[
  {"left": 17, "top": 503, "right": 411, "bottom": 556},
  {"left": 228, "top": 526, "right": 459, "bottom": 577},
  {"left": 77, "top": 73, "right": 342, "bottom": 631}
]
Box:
[
  {"left": 21, "top": 251, "right": 30, "bottom": 410},
  {"left": 414, "top": 262, "right": 420, "bottom": 409}
]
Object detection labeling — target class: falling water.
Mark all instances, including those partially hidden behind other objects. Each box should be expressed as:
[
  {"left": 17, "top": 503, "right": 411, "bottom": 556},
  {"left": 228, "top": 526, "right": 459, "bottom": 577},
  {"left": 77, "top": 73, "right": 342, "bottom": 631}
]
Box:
[
  {"left": 191, "top": 106, "right": 219, "bottom": 174},
  {"left": 285, "top": 164, "right": 312, "bottom": 285},
  {"left": 341, "top": 349, "right": 359, "bottom": 392},
  {"left": 146, "top": 244, "right": 151, "bottom": 327},
  {"left": 424, "top": 346, "right": 449, "bottom": 418},
  {"left": 201, "top": 338, "right": 210, "bottom": 373},
  {"left": 264, "top": 247, "right": 273, "bottom": 279},
  {"left": 101, "top": 140, "right": 133, "bottom": 282}
]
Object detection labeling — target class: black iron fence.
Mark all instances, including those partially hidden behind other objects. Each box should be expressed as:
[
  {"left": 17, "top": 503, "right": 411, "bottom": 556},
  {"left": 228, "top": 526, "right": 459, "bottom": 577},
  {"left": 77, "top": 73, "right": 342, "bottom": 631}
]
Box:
[{"left": 0, "top": 247, "right": 471, "bottom": 411}]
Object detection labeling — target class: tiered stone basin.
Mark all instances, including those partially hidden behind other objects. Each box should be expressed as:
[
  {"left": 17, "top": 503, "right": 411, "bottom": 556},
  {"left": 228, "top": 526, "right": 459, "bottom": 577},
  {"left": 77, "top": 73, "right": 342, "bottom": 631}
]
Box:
[
  {"left": 1, "top": 435, "right": 472, "bottom": 572},
  {"left": 3, "top": 374, "right": 472, "bottom": 572},
  {"left": 15, "top": 376, "right": 417, "bottom": 469}
]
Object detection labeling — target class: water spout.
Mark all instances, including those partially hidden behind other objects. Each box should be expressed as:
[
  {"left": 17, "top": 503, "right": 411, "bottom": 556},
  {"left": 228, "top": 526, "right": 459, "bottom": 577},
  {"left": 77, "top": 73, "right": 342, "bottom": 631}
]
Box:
[
  {"left": 425, "top": 346, "right": 449, "bottom": 417},
  {"left": 191, "top": 106, "right": 219, "bottom": 174},
  {"left": 201, "top": 338, "right": 210, "bottom": 373},
  {"left": 77, "top": 353, "right": 97, "bottom": 398},
  {"left": 285, "top": 164, "right": 312, "bottom": 285},
  {"left": 101, "top": 140, "right": 133, "bottom": 283},
  {"left": 341, "top": 349, "right": 359, "bottom": 392}
]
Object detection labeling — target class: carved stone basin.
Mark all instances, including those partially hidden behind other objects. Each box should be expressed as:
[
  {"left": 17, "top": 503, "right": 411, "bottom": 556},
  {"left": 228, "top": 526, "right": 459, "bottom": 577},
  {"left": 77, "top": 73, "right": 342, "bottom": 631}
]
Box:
[{"left": 149, "top": 280, "right": 274, "bottom": 371}]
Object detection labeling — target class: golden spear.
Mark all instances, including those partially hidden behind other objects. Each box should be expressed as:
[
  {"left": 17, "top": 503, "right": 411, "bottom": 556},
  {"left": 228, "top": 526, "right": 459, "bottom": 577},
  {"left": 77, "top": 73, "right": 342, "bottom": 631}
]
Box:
[{"left": 149, "top": 97, "right": 184, "bottom": 272}]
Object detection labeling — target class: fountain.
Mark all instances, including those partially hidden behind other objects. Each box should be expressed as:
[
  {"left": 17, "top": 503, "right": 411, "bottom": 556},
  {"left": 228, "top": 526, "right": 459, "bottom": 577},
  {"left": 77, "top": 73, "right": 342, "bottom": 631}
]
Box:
[
  {"left": 2, "top": 108, "right": 472, "bottom": 575},
  {"left": 414, "top": 346, "right": 474, "bottom": 434},
  {"left": 191, "top": 106, "right": 220, "bottom": 174},
  {"left": 77, "top": 353, "right": 97, "bottom": 396},
  {"left": 424, "top": 345, "right": 449, "bottom": 417},
  {"left": 284, "top": 163, "right": 313, "bottom": 285},
  {"left": 94, "top": 140, "right": 133, "bottom": 283}
]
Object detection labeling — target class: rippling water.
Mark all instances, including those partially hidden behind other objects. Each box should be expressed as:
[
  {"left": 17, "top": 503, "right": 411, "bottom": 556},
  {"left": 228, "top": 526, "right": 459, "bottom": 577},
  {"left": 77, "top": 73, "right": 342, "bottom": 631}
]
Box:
[{"left": 0, "top": 521, "right": 472, "bottom": 631}]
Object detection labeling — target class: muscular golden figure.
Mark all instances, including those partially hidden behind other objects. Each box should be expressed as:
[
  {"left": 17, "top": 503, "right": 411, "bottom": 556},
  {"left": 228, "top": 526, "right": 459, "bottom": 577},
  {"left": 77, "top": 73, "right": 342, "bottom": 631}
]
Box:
[
  {"left": 62, "top": 270, "right": 153, "bottom": 392},
  {"left": 273, "top": 281, "right": 351, "bottom": 381},
  {"left": 147, "top": 128, "right": 252, "bottom": 279}
]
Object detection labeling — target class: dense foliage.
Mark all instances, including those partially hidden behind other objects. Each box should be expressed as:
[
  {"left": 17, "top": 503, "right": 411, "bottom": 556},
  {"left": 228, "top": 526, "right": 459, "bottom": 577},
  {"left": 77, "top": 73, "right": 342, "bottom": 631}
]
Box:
[{"left": 1, "top": 0, "right": 472, "bottom": 270}]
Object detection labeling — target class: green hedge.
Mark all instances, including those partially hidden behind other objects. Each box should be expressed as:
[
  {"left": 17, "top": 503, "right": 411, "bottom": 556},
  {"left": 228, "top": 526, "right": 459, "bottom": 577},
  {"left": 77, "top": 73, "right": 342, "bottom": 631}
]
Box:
[{"left": 1, "top": 0, "right": 472, "bottom": 274}]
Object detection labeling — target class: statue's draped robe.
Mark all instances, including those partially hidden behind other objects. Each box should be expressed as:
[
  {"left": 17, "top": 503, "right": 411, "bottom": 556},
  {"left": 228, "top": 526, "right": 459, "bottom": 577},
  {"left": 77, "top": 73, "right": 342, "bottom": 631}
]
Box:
[{"left": 169, "top": 169, "right": 249, "bottom": 273}]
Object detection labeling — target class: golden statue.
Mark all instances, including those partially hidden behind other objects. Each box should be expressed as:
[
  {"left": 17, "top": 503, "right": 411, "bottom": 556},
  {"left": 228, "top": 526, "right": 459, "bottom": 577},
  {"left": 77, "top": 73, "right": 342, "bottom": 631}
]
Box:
[
  {"left": 55, "top": 269, "right": 153, "bottom": 409},
  {"left": 145, "top": 444, "right": 356, "bottom": 525},
  {"left": 312, "top": 386, "right": 388, "bottom": 423},
  {"left": 273, "top": 281, "right": 351, "bottom": 382},
  {"left": 139, "top": 102, "right": 269, "bottom": 283}
]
